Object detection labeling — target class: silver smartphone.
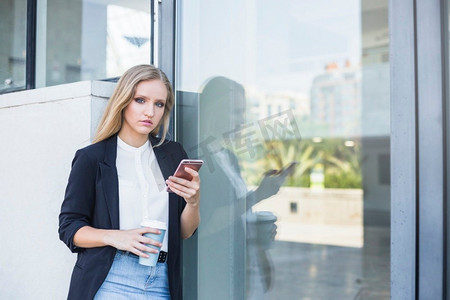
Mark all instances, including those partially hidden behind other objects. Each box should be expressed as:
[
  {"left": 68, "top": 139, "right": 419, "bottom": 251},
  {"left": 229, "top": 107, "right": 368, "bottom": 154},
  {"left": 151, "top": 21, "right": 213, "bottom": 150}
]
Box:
[
  {"left": 173, "top": 159, "right": 204, "bottom": 180},
  {"left": 167, "top": 159, "right": 203, "bottom": 192}
]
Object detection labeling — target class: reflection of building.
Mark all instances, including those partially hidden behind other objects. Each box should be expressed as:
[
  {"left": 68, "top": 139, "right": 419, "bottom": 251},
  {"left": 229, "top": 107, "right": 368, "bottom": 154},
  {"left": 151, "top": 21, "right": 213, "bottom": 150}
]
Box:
[
  {"left": 245, "top": 87, "right": 308, "bottom": 124},
  {"left": 310, "top": 62, "right": 361, "bottom": 137}
]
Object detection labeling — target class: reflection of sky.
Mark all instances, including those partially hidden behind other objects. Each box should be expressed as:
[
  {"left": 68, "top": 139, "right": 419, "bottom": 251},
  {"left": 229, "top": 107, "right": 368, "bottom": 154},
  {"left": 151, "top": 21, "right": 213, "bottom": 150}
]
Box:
[
  {"left": 177, "top": 0, "right": 390, "bottom": 137},
  {"left": 177, "top": 0, "right": 361, "bottom": 94},
  {"left": 106, "top": 5, "right": 150, "bottom": 77}
]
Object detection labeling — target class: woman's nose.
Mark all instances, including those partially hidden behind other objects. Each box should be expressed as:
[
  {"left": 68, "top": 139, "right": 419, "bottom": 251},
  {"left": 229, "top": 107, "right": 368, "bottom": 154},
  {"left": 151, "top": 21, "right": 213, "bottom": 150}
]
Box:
[{"left": 144, "top": 104, "right": 154, "bottom": 117}]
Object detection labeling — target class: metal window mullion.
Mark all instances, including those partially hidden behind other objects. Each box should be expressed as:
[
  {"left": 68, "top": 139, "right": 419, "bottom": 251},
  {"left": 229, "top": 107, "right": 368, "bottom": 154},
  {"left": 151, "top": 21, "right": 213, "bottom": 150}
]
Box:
[
  {"left": 416, "top": 0, "right": 446, "bottom": 298},
  {"left": 158, "top": 0, "right": 175, "bottom": 139},
  {"left": 150, "top": 0, "right": 155, "bottom": 65},
  {"left": 26, "top": 0, "right": 37, "bottom": 89},
  {"left": 389, "top": 0, "right": 417, "bottom": 299},
  {"left": 390, "top": 0, "right": 418, "bottom": 298},
  {"left": 443, "top": 0, "right": 450, "bottom": 296}
]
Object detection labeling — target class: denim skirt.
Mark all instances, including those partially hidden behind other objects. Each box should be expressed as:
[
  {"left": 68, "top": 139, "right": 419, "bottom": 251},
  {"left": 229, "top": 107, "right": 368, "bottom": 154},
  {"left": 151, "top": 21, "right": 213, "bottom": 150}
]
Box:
[{"left": 94, "top": 250, "right": 171, "bottom": 300}]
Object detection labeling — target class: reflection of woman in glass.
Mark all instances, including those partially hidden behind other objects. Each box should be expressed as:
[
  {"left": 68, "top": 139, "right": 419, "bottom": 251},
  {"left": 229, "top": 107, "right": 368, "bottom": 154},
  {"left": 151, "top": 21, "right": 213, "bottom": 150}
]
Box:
[
  {"left": 59, "top": 65, "right": 200, "bottom": 300},
  {"left": 198, "top": 76, "right": 294, "bottom": 299}
]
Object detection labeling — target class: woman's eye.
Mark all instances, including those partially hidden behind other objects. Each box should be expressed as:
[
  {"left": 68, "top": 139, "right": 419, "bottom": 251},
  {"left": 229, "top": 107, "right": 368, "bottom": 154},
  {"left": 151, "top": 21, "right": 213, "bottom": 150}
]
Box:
[
  {"left": 156, "top": 102, "right": 165, "bottom": 108},
  {"left": 135, "top": 98, "right": 145, "bottom": 104}
]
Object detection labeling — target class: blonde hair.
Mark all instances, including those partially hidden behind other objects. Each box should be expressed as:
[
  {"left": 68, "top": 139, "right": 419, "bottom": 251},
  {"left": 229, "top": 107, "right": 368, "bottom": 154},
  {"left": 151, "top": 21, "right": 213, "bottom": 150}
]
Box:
[{"left": 93, "top": 64, "right": 174, "bottom": 147}]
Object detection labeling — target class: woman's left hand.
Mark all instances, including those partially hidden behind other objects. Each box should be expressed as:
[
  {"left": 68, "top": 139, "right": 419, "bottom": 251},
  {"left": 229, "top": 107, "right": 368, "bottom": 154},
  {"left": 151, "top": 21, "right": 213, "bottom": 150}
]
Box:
[{"left": 166, "top": 167, "right": 200, "bottom": 206}]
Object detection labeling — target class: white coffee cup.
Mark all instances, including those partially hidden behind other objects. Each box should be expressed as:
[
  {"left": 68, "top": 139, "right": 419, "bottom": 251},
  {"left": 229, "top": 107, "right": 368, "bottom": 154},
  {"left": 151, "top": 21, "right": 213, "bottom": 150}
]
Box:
[{"left": 139, "top": 219, "right": 167, "bottom": 266}]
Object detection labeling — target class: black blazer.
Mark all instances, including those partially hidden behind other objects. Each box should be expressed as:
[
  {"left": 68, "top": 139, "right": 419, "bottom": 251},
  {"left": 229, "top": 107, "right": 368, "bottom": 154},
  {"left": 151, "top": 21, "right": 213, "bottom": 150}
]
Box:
[{"left": 59, "top": 134, "right": 188, "bottom": 300}]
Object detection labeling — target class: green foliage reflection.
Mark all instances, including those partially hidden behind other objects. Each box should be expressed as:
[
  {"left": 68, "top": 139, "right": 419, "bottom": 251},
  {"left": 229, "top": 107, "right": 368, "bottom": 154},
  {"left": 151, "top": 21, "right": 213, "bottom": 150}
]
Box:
[{"left": 235, "top": 138, "right": 362, "bottom": 189}]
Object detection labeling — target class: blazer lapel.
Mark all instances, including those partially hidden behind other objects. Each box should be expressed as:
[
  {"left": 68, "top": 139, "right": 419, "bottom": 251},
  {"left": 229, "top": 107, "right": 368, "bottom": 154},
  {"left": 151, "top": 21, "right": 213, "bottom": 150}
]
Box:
[
  {"left": 151, "top": 137, "right": 172, "bottom": 179},
  {"left": 99, "top": 135, "right": 120, "bottom": 229}
]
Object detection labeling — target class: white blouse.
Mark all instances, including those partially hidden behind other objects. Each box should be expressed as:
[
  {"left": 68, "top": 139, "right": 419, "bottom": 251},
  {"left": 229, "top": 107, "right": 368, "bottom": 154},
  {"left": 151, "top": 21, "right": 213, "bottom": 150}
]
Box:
[{"left": 116, "top": 136, "right": 169, "bottom": 252}]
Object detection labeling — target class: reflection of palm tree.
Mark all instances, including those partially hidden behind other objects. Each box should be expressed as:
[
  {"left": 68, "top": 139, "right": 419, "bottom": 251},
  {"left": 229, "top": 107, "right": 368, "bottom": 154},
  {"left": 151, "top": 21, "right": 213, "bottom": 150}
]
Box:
[
  {"left": 237, "top": 140, "right": 316, "bottom": 187},
  {"left": 263, "top": 141, "right": 317, "bottom": 187},
  {"left": 320, "top": 140, "right": 363, "bottom": 188},
  {"left": 237, "top": 138, "right": 363, "bottom": 189}
]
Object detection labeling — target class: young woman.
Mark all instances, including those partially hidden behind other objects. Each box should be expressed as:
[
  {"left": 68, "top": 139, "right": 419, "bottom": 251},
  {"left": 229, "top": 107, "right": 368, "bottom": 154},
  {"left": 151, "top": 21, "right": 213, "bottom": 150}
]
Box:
[{"left": 59, "top": 64, "right": 200, "bottom": 300}]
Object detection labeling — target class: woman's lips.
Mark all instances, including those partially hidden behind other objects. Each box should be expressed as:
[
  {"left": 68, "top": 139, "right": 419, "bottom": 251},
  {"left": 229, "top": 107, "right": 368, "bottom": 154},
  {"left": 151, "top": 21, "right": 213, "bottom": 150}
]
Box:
[{"left": 140, "top": 120, "right": 153, "bottom": 126}]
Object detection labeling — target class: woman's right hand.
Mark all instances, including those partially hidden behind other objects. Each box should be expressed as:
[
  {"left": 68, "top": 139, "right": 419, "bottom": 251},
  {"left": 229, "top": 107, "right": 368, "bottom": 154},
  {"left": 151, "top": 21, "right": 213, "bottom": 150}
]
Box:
[{"left": 104, "top": 227, "right": 163, "bottom": 258}]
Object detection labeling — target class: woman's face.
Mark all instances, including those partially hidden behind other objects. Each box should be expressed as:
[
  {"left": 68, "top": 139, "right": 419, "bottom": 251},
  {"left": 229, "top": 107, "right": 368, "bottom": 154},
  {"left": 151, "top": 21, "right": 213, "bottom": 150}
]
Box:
[{"left": 119, "top": 79, "right": 167, "bottom": 146}]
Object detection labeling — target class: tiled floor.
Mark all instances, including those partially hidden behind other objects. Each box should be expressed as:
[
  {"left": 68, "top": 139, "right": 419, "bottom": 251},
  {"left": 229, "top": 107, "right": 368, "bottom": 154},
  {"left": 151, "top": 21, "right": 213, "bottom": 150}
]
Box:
[{"left": 256, "top": 226, "right": 390, "bottom": 300}]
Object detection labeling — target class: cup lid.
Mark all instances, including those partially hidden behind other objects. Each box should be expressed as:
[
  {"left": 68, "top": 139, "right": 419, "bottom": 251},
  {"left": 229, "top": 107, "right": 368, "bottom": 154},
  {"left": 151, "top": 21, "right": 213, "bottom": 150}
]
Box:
[
  {"left": 140, "top": 219, "right": 167, "bottom": 230},
  {"left": 255, "top": 211, "right": 277, "bottom": 221}
]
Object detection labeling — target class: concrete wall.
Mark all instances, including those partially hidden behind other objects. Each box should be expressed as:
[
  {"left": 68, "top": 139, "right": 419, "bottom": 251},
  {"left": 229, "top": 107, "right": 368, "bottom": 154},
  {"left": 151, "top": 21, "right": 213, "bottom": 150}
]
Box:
[{"left": 0, "top": 81, "right": 114, "bottom": 299}]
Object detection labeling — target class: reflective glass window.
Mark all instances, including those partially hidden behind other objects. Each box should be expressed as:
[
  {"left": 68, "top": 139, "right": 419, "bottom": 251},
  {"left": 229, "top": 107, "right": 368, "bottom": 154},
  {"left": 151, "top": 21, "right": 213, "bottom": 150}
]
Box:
[
  {"left": 177, "top": 0, "right": 390, "bottom": 298},
  {"left": 39, "top": 0, "right": 151, "bottom": 87},
  {"left": 0, "top": 0, "right": 27, "bottom": 93}
]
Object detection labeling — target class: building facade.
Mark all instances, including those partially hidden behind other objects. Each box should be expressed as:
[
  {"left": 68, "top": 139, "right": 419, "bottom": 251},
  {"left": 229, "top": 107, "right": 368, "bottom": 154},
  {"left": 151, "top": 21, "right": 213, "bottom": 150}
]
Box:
[{"left": 0, "top": 0, "right": 447, "bottom": 299}]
